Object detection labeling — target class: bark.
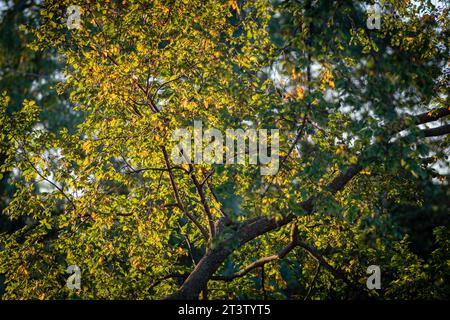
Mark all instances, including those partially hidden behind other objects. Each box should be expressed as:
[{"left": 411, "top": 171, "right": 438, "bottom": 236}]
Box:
[
  {"left": 422, "top": 124, "right": 450, "bottom": 137},
  {"left": 166, "top": 243, "right": 233, "bottom": 299}
]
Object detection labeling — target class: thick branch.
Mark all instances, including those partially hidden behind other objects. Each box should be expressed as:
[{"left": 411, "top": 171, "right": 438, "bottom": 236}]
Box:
[
  {"left": 422, "top": 124, "right": 450, "bottom": 137},
  {"left": 396, "top": 107, "right": 450, "bottom": 133},
  {"left": 415, "top": 107, "right": 450, "bottom": 125},
  {"left": 166, "top": 244, "right": 233, "bottom": 299}
]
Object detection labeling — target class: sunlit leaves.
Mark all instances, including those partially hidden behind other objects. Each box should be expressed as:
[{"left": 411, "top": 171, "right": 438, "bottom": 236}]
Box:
[{"left": 0, "top": 0, "right": 449, "bottom": 300}]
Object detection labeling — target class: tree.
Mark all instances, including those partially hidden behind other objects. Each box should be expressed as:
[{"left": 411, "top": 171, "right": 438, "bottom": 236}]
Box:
[
  {"left": 0, "top": 0, "right": 81, "bottom": 233},
  {"left": 0, "top": 0, "right": 449, "bottom": 299},
  {"left": 0, "top": 0, "right": 81, "bottom": 295}
]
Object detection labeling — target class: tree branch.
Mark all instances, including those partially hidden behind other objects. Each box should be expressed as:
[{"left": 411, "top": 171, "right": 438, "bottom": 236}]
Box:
[
  {"left": 212, "top": 225, "right": 299, "bottom": 282},
  {"left": 304, "top": 263, "right": 320, "bottom": 300},
  {"left": 415, "top": 107, "right": 450, "bottom": 125},
  {"left": 161, "top": 147, "right": 209, "bottom": 240},
  {"left": 297, "top": 240, "right": 353, "bottom": 288},
  {"left": 422, "top": 124, "right": 450, "bottom": 137},
  {"left": 188, "top": 164, "right": 216, "bottom": 242}
]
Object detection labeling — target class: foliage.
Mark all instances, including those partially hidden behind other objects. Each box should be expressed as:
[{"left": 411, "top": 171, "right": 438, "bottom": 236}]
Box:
[{"left": 0, "top": 0, "right": 449, "bottom": 299}]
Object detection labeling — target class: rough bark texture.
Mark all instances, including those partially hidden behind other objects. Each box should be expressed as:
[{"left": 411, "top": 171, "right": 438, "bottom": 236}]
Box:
[{"left": 166, "top": 244, "right": 233, "bottom": 299}]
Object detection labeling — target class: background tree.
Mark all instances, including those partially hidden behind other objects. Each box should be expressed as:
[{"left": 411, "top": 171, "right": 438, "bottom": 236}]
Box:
[
  {"left": 0, "top": 0, "right": 449, "bottom": 299},
  {"left": 0, "top": 0, "right": 82, "bottom": 295}
]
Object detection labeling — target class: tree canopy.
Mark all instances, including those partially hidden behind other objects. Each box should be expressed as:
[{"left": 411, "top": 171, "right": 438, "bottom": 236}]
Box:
[{"left": 0, "top": 0, "right": 449, "bottom": 300}]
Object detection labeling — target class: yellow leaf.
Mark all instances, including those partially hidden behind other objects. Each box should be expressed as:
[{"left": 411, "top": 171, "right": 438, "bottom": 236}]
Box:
[
  {"left": 229, "top": 0, "right": 240, "bottom": 14},
  {"left": 291, "top": 68, "right": 297, "bottom": 80},
  {"left": 336, "top": 145, "right": 345, "bottom": 155},
  {"left": 349, "top": 155, "right": 358, "bottom": 164},
  {"left": 295, "top": 86, "right": 304, "bottom": 100}
]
